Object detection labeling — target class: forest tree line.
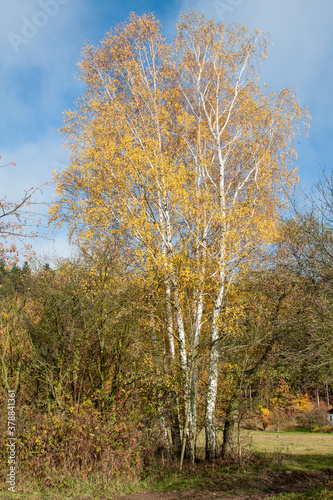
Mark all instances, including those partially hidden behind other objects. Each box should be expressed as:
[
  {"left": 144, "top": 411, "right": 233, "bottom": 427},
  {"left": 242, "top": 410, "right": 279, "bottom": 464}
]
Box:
[{"left": 0, "top": 200, "right": 333, "bottom": 474}]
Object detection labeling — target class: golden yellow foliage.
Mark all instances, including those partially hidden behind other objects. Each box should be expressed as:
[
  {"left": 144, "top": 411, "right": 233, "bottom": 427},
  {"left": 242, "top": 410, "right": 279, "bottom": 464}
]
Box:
[{"left": 50, "top": 11, "right": 309, "bottom": 460}]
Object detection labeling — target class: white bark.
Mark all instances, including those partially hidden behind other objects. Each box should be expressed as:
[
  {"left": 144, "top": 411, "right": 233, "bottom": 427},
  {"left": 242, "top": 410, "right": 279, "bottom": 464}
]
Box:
[{"left": 205, "top": 281, "right": 225, "bottom": 459}]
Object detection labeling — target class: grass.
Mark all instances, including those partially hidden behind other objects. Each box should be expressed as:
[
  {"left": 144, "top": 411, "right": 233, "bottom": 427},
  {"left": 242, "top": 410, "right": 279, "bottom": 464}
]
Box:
[
  {"left": 2, "top": 452, "right": 332, "bottom": 499},
  {"left": 1, "top": 430, "right": 332, "bottom": 499},
  {"left": 247, "top": 430, "right": 333, "bottom": 456},
  {"left": 270, "top": 490, "right": 333, "bottom": 499},
  {"left": 195, "top": 428, "right": 333, "bottom": 457},
  {"left": 0, "top": 475, "right": 151, "bottom": 499}
]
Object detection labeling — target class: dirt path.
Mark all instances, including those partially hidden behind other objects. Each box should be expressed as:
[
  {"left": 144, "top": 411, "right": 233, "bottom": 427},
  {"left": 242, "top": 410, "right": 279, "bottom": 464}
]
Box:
[{"left": 116, "top": 469, "right": 333, "bottom": 499}]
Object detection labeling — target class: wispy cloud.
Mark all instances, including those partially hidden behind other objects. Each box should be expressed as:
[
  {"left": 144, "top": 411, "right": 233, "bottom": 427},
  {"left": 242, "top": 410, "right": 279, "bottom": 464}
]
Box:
[
  {"left": 0, "top": 0, "right": 87, "bottom": 261},
  {"left": 0, "top": 0, "right": 86, "bottom": 146}
]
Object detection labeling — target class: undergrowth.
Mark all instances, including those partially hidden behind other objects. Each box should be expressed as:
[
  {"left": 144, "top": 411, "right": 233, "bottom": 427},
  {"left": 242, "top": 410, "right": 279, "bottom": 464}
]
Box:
[{"left": 0, "top": 398, "right": 166, "bottom": 491}]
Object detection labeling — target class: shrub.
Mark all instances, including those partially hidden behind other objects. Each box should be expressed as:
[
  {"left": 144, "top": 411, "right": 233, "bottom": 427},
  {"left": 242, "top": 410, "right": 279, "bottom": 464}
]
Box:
[
  {"left": 312, "top": 425, "right": 333, "bottom": 433},
  {"left": 296, "top": 407, "right": 328, "bottom": 430},
  {"left": 241, "top": 418, "right": 260, "bottom": 430},
  {"left": 0, "top": 398, "right": 161, "bottom": 487}
]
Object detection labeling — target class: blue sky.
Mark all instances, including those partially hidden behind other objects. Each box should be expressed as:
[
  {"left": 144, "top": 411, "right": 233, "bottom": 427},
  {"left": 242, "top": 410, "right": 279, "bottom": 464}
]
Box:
[{"left": 1, "top": 0, "right": 333, "bottom": 262}]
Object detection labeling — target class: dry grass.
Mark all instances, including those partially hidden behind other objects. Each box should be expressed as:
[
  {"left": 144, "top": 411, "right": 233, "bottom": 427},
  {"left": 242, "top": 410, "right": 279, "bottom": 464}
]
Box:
[
  {"left": 195, "top": 429, "right": 333, "bottom": 457},
  {"left": 247, "top": 430, "right": 333, "bottom": 455}
]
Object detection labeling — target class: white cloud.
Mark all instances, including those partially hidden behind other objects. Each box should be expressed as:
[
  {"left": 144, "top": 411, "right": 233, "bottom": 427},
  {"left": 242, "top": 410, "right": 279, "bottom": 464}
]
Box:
[
  {"left": 0, "top": 0, "right": 86, "bottom": 260},
  {"left": 1, "top": 136, "right": 67, "bottom": 199},
  {"left": 0, "top": 0, "right": 85, "bottom": 145}
]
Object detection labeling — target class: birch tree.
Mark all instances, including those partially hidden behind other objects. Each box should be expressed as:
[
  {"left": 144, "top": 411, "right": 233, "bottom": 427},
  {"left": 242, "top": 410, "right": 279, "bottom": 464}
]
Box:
[{"left": 51, "top": 11, "right": 308, "bottom": 462}]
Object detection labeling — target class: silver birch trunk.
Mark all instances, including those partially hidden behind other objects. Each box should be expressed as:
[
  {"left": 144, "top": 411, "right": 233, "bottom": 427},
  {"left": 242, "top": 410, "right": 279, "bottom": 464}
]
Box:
[
  {"left": 205, "top": 283, "right": 224, "bottom": 460},
  {"left": 189, "top": 277, "right": 205, "bottom": 462},
  {"left": 158, "top": 193, "right": 183, "bottom": 455},
  {"left": 161, "top": 193, "right": 194, "bottom": 464}
]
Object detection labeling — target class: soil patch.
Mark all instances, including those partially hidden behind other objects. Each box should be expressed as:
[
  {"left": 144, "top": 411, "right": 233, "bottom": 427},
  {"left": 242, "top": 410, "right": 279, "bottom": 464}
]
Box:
[{"left": 116, "top": 469, "right": 333, "bottom": 499}]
